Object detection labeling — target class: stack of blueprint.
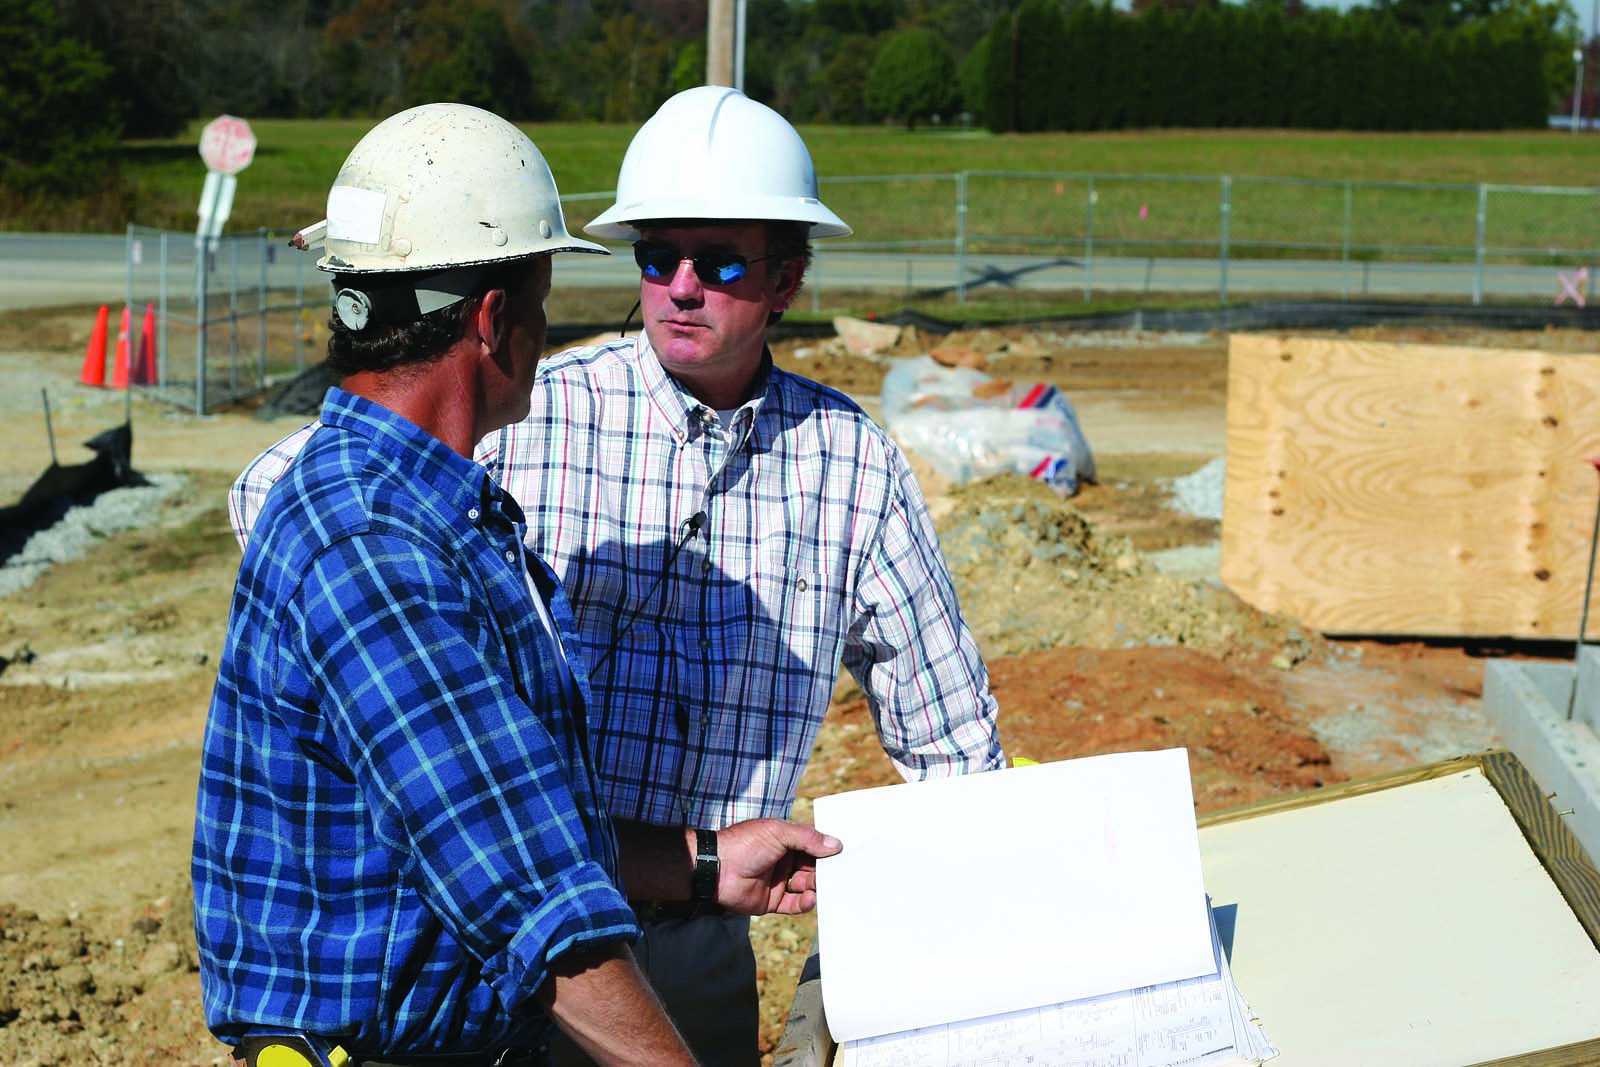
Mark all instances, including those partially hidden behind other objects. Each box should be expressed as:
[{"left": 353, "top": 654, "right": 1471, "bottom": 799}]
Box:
[{"left": 813, "top": 749, "right": 1279, "bottom": 1067}]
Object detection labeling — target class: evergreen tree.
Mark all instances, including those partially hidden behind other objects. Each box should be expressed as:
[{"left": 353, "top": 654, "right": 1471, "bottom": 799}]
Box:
[
  {"left": 1012, "top": 0, "right": 1067, "bottom": 131},
  {"left": 978, "top": 9, "right": 1018, "bottom": 130},
  {"left": 1061, "top": 2, "right": 1108, "bottom": 131},
  {"left": 0, "top": 0, "right": 122, "bottom": 194},
  {"left": 820, "top": 34, "right": 881, "bottom": 123},
  {"left": 866, "top": 25, "right": 957, "bottom": 127}
]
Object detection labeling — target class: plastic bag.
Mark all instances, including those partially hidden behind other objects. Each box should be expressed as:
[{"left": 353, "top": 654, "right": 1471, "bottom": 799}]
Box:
[{"left": 880, "top": 356, "right": 1096, "bottom": 495}]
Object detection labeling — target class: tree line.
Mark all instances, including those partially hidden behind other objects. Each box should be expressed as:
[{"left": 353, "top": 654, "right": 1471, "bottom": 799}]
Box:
[
  {"left": 972, "top": 0, "right": 1557, "bottom": 132},
  {"left": 0, "top": 0, "right": 1583, "bottom": 202}
]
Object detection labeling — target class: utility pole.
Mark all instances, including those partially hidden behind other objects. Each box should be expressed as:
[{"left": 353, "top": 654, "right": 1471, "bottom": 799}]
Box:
[
  {"left": 1576, "top": 47, "right": 1586, "bottom": 132},
  {"left": 1580, "top": 0, "right": 1593, "bottom": 127},
  {"left": 734, "top": 0, "right": 747, "bottom": 92},
  {"left": 708, "top": 0, "right": 734, "bottom": 87}
]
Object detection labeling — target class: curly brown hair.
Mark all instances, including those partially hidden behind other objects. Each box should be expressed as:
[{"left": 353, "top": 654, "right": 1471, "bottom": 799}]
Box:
[{"left": 325, "top": 259, "right": 539, "bottom": 377}]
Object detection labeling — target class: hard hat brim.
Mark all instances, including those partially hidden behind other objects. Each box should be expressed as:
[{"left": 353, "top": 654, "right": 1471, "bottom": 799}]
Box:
[
  {"left": 584, "top": 201, "right": 852, "bottom": 243},
  {"left": 293, "top": 217, "right": 610, "bottom": 272}
]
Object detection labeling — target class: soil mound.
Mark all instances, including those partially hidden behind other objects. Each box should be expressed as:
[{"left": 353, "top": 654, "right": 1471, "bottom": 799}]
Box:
[{"left": 937, "top": 473, "right": 1297, "bottom": 659}]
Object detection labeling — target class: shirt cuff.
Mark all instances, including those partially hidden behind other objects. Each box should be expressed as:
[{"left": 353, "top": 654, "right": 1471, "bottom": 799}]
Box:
[{"left": 498, "top": 860, "right": 640, "bottom": 1005}]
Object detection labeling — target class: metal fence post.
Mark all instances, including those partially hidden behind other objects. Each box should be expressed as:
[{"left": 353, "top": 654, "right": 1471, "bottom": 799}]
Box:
[
  {"left": 1084, "top": 176, "right": 1095, "bottom": 302},
  {"left": 294, "top": 252, "right": 306, "bottom": 372},
  {"left": 158, "top": 232, "right": 169, "bottom": 389},
  {"left": 1473, "top": 183, "right": 1487, "bottom": 306},
  {"left": 258, "top": 230, "right": 269, "bottom": 391},
  {"left": 1342, "top": 181, "right": 1353, "bottom": 301},
  {"left": 125, "top": 222, "right": 134, "bottom": 317},
  {"left": 229, "top": 238, "right": 241, "bottom": 389},
  {"left": 197, "top": 240, "right": 208, "bottom": 415},
  {"left": 1219, "top": 176, "right": 1232, "bottom": 304},
  {"left": 955, "top": 172, "right": 968, "bottom": 305}
]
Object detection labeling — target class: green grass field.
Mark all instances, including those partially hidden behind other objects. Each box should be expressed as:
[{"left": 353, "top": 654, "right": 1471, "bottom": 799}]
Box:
[{"left": 111, "top": 121, "right": 1600, "bottom": 267}]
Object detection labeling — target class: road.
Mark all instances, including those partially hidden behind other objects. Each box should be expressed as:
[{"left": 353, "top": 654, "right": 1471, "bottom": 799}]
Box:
[{"left": 0, "top": 232, "right": 1585, "bottom": 312}]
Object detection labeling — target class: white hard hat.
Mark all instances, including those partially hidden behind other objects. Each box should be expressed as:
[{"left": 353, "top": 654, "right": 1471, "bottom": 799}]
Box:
[
  {"left": 585, "top": 86, "right": 851, "bottom": 242},
  {"left": 302, "top": 102, "right": 606, "bottom": 275}
]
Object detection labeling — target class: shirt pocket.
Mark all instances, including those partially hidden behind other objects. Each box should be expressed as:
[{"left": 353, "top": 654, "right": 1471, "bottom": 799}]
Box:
[{"left": 749, "top": 547, "right": 833, "bottom": 673}]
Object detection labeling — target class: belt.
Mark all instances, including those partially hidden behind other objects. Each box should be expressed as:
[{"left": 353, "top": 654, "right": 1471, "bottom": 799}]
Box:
[
  {"left": 233, "top": 1036, "right": 541, "bottom": 1067},
  {"left": 361, "top": 1054, "right": 539, "bottom": 1067},
  {"left": 629, "top": 898, "right": 728, "bottom": 924}
]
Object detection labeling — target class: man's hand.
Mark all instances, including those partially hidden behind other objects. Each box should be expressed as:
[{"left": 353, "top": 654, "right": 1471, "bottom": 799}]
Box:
[{"left": 714, "top": 818, "right": 843, "bottom": 916}]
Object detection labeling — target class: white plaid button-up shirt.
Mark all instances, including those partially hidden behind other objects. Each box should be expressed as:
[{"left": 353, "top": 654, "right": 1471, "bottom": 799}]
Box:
[{"left": 230, "top": 334, "right": 1004, "bottom": 828}]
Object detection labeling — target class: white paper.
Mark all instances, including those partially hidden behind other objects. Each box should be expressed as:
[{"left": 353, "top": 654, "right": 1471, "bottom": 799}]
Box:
[
  {"left": 326, "top": 185, "right": 386, "bottom": 244},
  {"left": 814, "top": 748, "right": 1217, "bottom": 1042},
  {"left": 836, "top": 900, "right": 1279, "bottom": 1067}
]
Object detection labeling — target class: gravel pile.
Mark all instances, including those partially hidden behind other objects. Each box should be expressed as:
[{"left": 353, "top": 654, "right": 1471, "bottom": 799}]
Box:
[
  {"left": 0, "top": 473, "right": 187, "bottom": 598},
  {"left": 1168, "top": 456, "right": 1226, "bottom": 520}
]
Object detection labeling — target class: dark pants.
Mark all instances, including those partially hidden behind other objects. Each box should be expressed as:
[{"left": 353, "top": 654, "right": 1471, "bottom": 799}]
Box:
[{"left": 544, "top": 913, "right": 758, "bottom": 1067}]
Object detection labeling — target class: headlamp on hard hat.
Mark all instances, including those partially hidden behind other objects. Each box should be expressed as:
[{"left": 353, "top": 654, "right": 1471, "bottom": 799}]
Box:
[{"left": 330, "top": 267, "right": 491, "bottom": 331}]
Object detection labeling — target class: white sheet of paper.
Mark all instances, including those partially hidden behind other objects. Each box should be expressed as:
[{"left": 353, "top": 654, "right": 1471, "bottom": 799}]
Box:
[{"left": 814, "top": 748, "right": 1217, "bottom": 1042}]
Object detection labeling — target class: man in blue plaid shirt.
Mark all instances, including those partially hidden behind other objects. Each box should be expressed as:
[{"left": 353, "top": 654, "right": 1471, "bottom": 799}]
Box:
[
  {"left": 195, "top": 104, "right": 840, "bottom": 1067},
  {"left": 229, "top": 88, "right": 1004, "bottom": 1066}
]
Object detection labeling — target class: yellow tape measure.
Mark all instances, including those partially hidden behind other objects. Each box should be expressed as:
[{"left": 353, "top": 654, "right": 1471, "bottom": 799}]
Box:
[{"left": 253, "top": 1045, "right": 349, "bottom": 1067}]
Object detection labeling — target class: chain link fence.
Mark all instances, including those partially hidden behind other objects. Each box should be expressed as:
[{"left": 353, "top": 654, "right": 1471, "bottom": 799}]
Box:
[
  {"left": 124, "top": 173, "right": 1600, "bottom": 413},
  {"left": 123, "top": 225, "right": 322, "bottom": 415}
]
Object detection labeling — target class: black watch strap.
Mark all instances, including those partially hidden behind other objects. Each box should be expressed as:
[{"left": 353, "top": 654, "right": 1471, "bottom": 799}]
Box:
[{"left": 691, "top": 827, "right": 719, "bottom": 903}]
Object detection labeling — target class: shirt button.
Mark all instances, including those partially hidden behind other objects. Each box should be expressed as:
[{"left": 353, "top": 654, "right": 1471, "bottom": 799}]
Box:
[
  {"left": 468, "top": 507, "right": 480, "bottom": 520},
  {"left": 701, "top": 559, "right": 712, "bottom": 574},
  {"left": 699, "top": 638, "right": 711, "bottom": 649},
  {"left": 505, "top": 550, "right": 516, "bottom": 562},
  {"left": 796, "top": 578, "right": 808, "bottom": 591},
  {"left": 700, "top": 711, "right": 711, "bottom": 726}
]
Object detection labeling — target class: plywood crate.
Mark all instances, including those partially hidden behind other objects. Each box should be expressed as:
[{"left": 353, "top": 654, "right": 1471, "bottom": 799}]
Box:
[{"left": 1222, "top": 334, "right": 1600, "bottom": 638}]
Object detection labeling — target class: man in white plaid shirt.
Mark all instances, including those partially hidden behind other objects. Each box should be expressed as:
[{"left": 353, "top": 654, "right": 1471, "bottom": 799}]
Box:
[{"left": 231, "top": 87, "right": 1005, "bottom": 1067}]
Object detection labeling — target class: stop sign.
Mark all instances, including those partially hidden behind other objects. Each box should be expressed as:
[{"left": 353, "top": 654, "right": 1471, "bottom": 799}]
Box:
[{"left": 199, "top": 115, "right": 257, "bottom": 175}]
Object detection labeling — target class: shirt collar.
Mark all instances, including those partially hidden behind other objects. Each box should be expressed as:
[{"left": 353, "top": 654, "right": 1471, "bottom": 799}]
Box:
[
  {"left": 633, "top": 333, "right": 774, "bottom": 445},
  {"left": 319, "top": 386, "right": 516, "bottom": 524}
]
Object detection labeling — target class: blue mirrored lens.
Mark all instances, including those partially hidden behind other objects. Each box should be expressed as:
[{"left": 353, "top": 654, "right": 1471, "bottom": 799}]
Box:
[
  {"left": 634, "top": 243, "right": 676, "bottom": 278},
  {"left": 632, "top": 242, "right": 750, "bottom": 286},
  {"left": 710, "top": 260, "right": 746, "bottom": 284}
]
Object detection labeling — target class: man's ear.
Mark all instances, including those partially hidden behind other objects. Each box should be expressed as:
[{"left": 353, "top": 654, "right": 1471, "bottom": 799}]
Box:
[
  {"left": 771, "top": 257, "right": 805, "bottom": 312},
  {"left": 470, "top": 287, "right": 509, "bottom": 353}
]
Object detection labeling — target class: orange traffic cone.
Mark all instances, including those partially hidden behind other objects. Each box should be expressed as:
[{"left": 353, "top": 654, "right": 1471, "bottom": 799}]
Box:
[
  {"left": 80, "top": 304, "right": 109, "bottom": 387},
  {"left": 110, "top": 305, "right": 132, "bottom": 389},
  {"left": 133, "top": 304, "right": 158, "bottom": 385}
]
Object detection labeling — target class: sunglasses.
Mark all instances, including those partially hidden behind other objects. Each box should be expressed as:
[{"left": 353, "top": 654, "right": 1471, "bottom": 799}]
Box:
[{"left": 632, "top": 241, "right": 779, "bottom": 286}]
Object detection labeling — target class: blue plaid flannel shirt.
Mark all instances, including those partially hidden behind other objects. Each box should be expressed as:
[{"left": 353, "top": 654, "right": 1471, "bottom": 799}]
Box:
[{"left": 193, "top": 388, "right": 636, "bottom": 1057}]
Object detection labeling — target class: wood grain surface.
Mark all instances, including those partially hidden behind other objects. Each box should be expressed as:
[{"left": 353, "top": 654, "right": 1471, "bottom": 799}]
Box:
[{"left": 1222, "top": 333, "right": 1600, "bottom": 637}]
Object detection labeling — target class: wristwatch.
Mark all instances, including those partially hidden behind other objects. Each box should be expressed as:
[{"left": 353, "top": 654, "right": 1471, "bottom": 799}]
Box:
[{"left": 691, "top": 827, "right": 720, "bottom": 903}]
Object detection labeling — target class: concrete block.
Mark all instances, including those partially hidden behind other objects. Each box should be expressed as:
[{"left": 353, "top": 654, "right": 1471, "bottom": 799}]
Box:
[
  {"left": 1483, "top": 659, "right": 1600, "bottom": 868},
  {"left": 1576, "top": 645, "right": 1600, "bottom": 732}
]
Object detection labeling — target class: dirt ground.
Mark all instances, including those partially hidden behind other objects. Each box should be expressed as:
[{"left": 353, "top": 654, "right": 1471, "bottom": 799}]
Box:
[{"left": 0, "top": 305, "right": 1584, "bottom": 1066}]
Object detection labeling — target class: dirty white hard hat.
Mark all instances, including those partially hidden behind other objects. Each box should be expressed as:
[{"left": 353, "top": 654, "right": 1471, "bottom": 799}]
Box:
[
  {"left": 290, "top": 102, "right": 604, "bottom": 330},
  {"left": 585, "top": 86, "right": 851, "bottom": 242},
  {"left": 294, "top": 102, "right": 606, "bottom": 275}
]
